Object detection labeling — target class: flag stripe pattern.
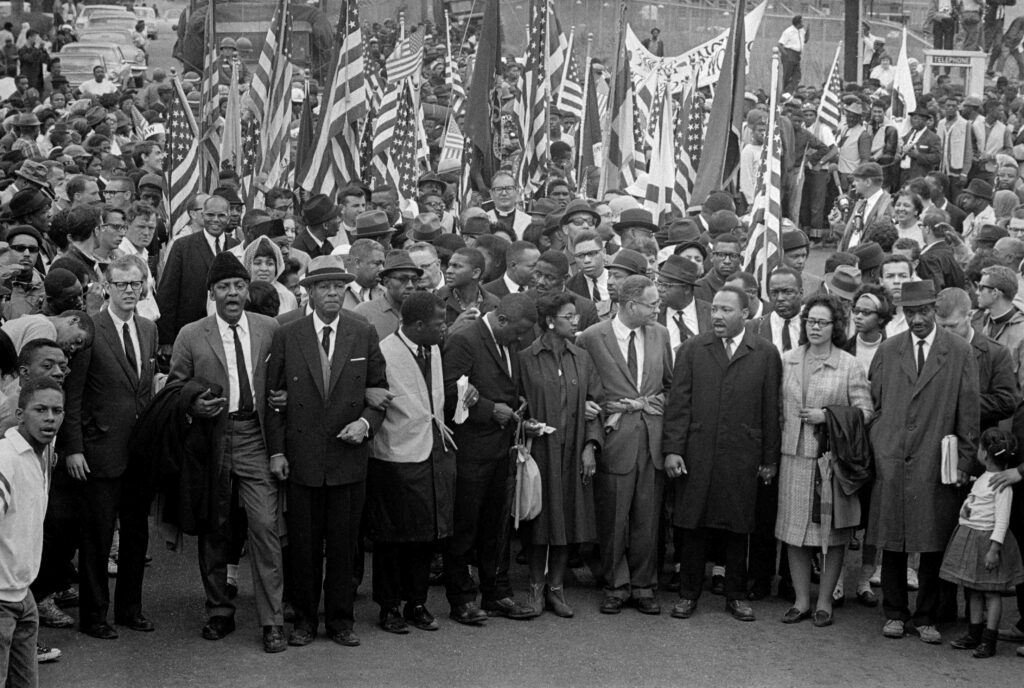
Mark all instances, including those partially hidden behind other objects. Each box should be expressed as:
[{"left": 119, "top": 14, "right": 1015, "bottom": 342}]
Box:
[
  {"left": 257, "top": 0, "right": 293, "bottom": 189},
  {"left": 386, "top": 30, "right": 424, "bottom": 84},
  {"left": 248, "top": 0, "right": 283, "bottom": 124},
  {"left": 643, "top": 84, "right": 677, "bottom": 221},
  {"left": 516, "top": 0, "right": 551, "bottom": 195},
  {"left": 199, "top": 0, "right": 220, "bottom": 184},
  {"left": 556, "top": 35, "right": 584, "bottom": 121},
  {"left": 674, "top": 85, "right": 702, "bottom": 208},
  {"left": 813, "top": 45, "right": 843, "bottom": 146},
  {"left": 166, "top": 79, "right": 200, "bottom": 238},
  {"left": 391, "top": 80, "right": 420, "bottom": 203}
]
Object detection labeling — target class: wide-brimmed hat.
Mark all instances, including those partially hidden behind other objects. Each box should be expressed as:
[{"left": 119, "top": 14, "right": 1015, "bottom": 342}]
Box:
[
  {"left": 560, "top": 198, "right": 601, "bottom": 227},
  {"left": 828, "top": 265, "right": 862, "bottom": 300},
  {"left": 852, "top": 241, "right": 885, "bottom": 271},
  {"left": 8, "top": 188, "right": 50, "bottom": 218},
  {"left": 673, "top": 240, "right": 709, "bottom": 261},
  {"left": 899, "top": 280, "right": 937, "bottom": 307},
  {"left": 607, "top": 248, "right": 648, "bottom": 276},
  {"left": 378, "top": 249, "right": 423, "bottom": 278},
  {"left": 529, "top": 197, "right": 559, "bottom": 217},
  {"left": 613, "top": 208, "right": 658, "bottom": 234},
  {"left": 657, "top": 255, "right": 701, "bottom": 286},
  {"left": 140, "top": 174, "right": 167, "bottom": 192},
  {"left": 962, "top": 178, "right": 994, "bottom": 201},
  {"left": 655, "top": 218, "right": 701, "bottom": 248},
  {"left": 844, "top": 101, "right": 865, "bottom": 116},
  {"left": 298, "top": 255, "right": 354, "bottom": 287},
  {"left": 409, "top": 212, "right": 443, "bottom": 242},
  {"left": 15, "top": 160, "right": 49, "bottom": 187},
  {"left": 353, "top": 210, "right": 394, "bottom": 238},
  {"left": 976, "top": 223, "right": 1009, "bottom": 246},
  {"left": 11, "top": 112, "right": 39, "bottom": 128},
  {"left": 416, "top": 171, "right": 447, "bottom": 193},
  {"left": 301, "top": 193, "right": 340, "bottom": 226}
]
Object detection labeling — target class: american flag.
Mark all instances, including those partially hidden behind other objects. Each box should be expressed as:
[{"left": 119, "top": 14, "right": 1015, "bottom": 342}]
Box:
[
  {"left": 516, "top": 0, "right": 551, "bottom": 196},
  {"left": 251, "top": 0, "right": 293, "bottom": 190},
  {"left": 556, "top": 29, "right": 584, "bottom": 122},
  {"left": 444, "top": 11, "right": 466, "bottom": 117},
  {"left": 598, "top": 3, "right": 640, "bottom": 196},
  {"left": 199, "top": 0, "right": 220, "bottom": 186},
  {"left": 742, "top": 59, "right": 783, "bottom": 298},
  {"left": 165, "top": 78, "right": 200, "bottom": 239},
  {"left": 643, "top": 85, "right": 678, "bottom": 222},
  {"left": 240, "top": 116, "right": 261, "bottom": 207},
  {"left": 370, "top": 83, "right": 400, "bottom": 173},
  {"left": 390, "top": 80, "right": 420, "bottom": 203},
  {"left": 675, "top": 85, "right": 703, "bottom": 208},
  {"left": 813, "top": 44, "right": 844, "bottom": 147},
  {"left": 296, "top": 0, "right": 366, "bottom": 193},
  {"left": 385, "top": 30, "right": 424, "bottom": 84},
  {"left": 547, "top": 2, "right": 567, "bottom": 101}
]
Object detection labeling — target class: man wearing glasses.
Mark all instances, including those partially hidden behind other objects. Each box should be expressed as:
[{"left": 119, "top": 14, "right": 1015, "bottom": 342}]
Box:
[
  {"left": 484, "top": 172, "right": 531, "bottom": 240},
  {"left": 694, "top": 233, "right": 744, "bottom": 303},
  {"left": 62, "top": 255, "right": 159, "bottom": 640},
  {"left": 972, "top": 265, "right": 1024, "bottom": 391}
]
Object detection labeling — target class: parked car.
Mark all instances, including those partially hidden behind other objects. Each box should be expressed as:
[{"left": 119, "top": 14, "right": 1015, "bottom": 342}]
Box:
[
  {"left": 59, "top": 43, "right": 134, "bottom": 82},
  {"left": 75, "top": 5, "right": 133, "bottom": 29},
  {"left": 59, "top": 52, "right": 118, "bottom": 89},
  {"left": 134, "top": 6, "right": 157, "bottom": 40}
]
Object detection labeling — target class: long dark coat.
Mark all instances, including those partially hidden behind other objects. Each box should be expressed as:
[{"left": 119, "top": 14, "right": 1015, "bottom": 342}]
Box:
[
  {"left": 518, "top": 334, "right": 604, "bottom": 546},
  {"left": 662, "top": 331, "right": 782, "bottom": 534}
]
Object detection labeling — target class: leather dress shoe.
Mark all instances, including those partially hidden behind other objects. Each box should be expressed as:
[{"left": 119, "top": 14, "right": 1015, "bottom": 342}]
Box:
[
  {"left": 670, "top": 598, "right": 697, "bottom": 619},
  {"left": 781, "top": 607, "right": 811, "bottom": 624},
  {"left": 115, "top": 613, "right": 155, "bottom": 632},
  {"left": 262, "top": 625, "right": 286, "bottom": 653},
  {"left": 82, "top": 622, "right": 119, "bottom": 640},
  {"left": 636, "top": 597, "right": 661, "bottom": 615},
  {"left": 226, "top": 582, "right": 238, "bottom": 600},
  {"left": 201, "top": 616, "right": 235, "bottom": 641},
  {"left": 481, "top": 597, "right": 535, "bottom": 619},
  {"left": 328, "top": 629, "right": 360, "bottom": 647},
  {"left": 812, "top": 610, "right": 834, "bottom": 628},
  {"left": 725, "top": 599, "right": 756, "bottom": 622},
  {"left": 404, "top": 604, "right": 439, "bottom": 631},
  {"left": 449, "top": 602, "right": 487, "bottom": 625},
  {"left": 288, "top": 628, "right": 316, "bottom": 646},
  {"left": 599, "top": 596, "right": 623, "bottom": 614},
  {"left": 379, "top": 608, "right": 410, "bottom": 634}
]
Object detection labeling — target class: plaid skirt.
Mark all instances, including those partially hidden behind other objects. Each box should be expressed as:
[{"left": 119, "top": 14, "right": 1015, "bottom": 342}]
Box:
[{"left": 940, "top": 525, "right": 1024, "bottom": 592}]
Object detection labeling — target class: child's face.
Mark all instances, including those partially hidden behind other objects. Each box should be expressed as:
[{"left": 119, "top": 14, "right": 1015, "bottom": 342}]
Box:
[{"left": 978, "top": 446, "right": 998, "bottom": 472}]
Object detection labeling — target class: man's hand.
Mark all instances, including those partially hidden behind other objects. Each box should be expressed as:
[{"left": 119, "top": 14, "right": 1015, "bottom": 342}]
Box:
[
  {"left": 270, "top": 454, "right": 289, "bottom": 481},
  {"left": 157, "top": 344, "right": 173, "bottom": 359},
  {"left": 665, "top": 453, "right": 687, "bottom": 479},
  {"left": 463, "top": 383, "right": 480, "bottom": 408},
  {"left": 584, "top": 400, "right": 601, "bottom": 421},
  {"left": 522, "top": 419, "right": 544, "bottom": 437},
  {"left": 492, "top": 402, "right": 516, "bottom": 427},
  {"left": 66, "top": 453, "right": 90, "bottom": 481},
  {"left": 989, "top": 467, "right": 1023, "bottom": 492},
  {"left": 337, "top": 419, "right": 369, "bottom": 444},
  {"left": 581, "top": 443, "right": 597, "bottom": 485},
  {"left": 956, "top": 469, "right": 970, "bottom": 487},
  {"left": 758, "top": 464, "right": 778, "bottom": 485},
  {"left": 364, "top": 387, "right": 395, "bottom": 411},
  {"left": 451, "top": 307, "right": 481, "bottom": 330},
  {"left": 0, "top": 263, "right": 23, "bottom": 281},
  {"left": 190, "top": 393, "right": 226, "bottom": 418},
  {"left": 268, "top": 389, "right": 287, "bottom": 411}
]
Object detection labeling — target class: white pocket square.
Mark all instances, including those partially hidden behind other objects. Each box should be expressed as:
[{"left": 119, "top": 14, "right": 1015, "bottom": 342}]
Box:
[{"left": 351, "top": 357, "right": 366, "bottom": 362}]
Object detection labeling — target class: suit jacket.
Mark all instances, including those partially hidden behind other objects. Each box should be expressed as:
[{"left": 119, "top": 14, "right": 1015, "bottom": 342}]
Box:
[
  {"left": 657, "top": 299, "right": 712, "bottom": 342},
  {"left": 971, "top": 330, "right": 1018, "bottom": 431},
  {"left": 576, "top": 319, "right": 673, "bottom": 473},
  {"left": 265, "top": 312, "right": 387, "bottom": 487},
  {"left": 940, "top": 201, "right": 967, "bottom": 234},
  {"left": 63, "top": 310, "right": 158, "bottom": 478},
  {"left": 916, "top": 241, "right": 965, "bottom": 291},
  {"left": 567, "top": 271, "right": 600, "bottom": 302},
  {"left": 291, "top": 229, "right": 333, "bottom": 257},
  {"left": 168, "top": 312, "right": 277, "bottom": 475},
  {"left": 443, "top": 317, "right": 522, "bottom": 461},
  {"left": 898, "top": 127, "right": 942, "bottom": 185},
  {"left": 156, "top": 231, "right": 239, "bottom": 345},
  {"left": 867, "top": 327, "right": 979, "bottom": 552},
  {"left": 840, "top": 191, "right": 894, "bottom": 251}
]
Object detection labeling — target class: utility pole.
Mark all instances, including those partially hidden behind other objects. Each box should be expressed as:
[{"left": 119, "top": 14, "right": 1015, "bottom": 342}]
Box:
[{"left": 845, "top": 0, "right": 861, "bottom": 81}]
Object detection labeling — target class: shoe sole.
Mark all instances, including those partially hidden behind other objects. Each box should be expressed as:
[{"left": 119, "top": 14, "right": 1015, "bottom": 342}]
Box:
[
  {"left": 670, "top": 611, "right": 695, "bottom": 619},
  {"left": 449, "top": 616, "right": 486, "bottom": 626},
  {"left": 408, "top": 621, "right": 439, "bottom": 631},
  {"left": 263, "top": 643, "right": 287, "bottom": 653}
]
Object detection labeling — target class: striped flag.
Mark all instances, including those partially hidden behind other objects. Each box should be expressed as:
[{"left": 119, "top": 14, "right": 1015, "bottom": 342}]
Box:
[
  {"left": 199, "top": 0, "right": 220, "bottom": 186},
  {"left": 391, "top": 80, "right": 421, "bottom": 203},
  {"left": 292, "top": 82, "right": 314, "bottom": 189},
  {"left": 444, "top": 12, "right": 466, "bottom": 117},
  {"left": 166, "top": 78, "right": 200, "bottom": 239},
  {"left": 240, "top": 117, "right": 261, "bottom": 207},
  {"left": 643, "top": 85, "right": 677, "bottom": 221},
  {"left": 547, "top": 2, "right": 567, "bottom": 100},
  {"left": 440, "top": 117, "right": 466, "bottom": 165},
  {"left": 556, "top": 30, "right": 584, "bottom": 121},
  {"left": 296, "top": 0, "right": 366, "bottom": 193},
  {"left": 386, "top": 30, "right": 424, "bottom": 84},
  {"left": 674, "top": 85, "right": 703, "bottom": 209},
  {"left": 813, "top": 44, "right": 843, "bottom": 147},
  {"left": 599, "top": 3, "right": 640, "bottom": 195},
  {"left": 250, "top": 0, "right": 293, "bottom": 190},
  {"left": 249, "top": 0, "right": 286, "bottom": 124},
  {"left": 516, "top": 0, "right": 551, "bottom": 195},
  {"left": 742, "top": 55, "right": 783, "bottom": 298}
]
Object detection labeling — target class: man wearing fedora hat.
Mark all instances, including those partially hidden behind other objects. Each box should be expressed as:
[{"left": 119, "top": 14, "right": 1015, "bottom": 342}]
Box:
[
  {"left": 613, "top": 209, "right": 659, "bottom": 247},
  {"left": 10, "top": 112, "right": 42, "bottom": 161},
  {"left": 898, "top": 108, "right": 942, "bottom": 186},
  {"left": 961, "top": 179, "right": 996, "bottom": 242},
  {"left": 867, "top": 279, "right": 979, "bottom": 643},
  {"left": 833, "top": 102, "right": 872, "bottom": 186},
  {"left": 656, "top": 255, "right": 711, "bottom": 362},
  {"left": 406, "top": 213, "right": 444, "bottom": 245},
  {"left": 353, "top": 250, "right": 423, "bottom": 340},
  {"left": 344, "top": 210, "right": 395, "bottom": 250},
  {"left": 266, "top": 255, "right": 388, "bottom": 649},
  {"left": 839, "top": 163, "right": 893, "bottom": 252},
  {"left": 295, "top": 194, "right": 342, "bottom": 258},
  {"left": 340, "top": 238, "right": 387, "bottom": 311},
  {"left": 0, "top": 160, "right": 52, "bottom": 206},
  {"left": 598, "top": 248, "right": 648, "bottom": 322}
]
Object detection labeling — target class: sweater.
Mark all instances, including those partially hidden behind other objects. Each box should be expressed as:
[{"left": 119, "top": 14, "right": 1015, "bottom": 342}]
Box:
[
  {"left": 959, "top": 471, "right": 1013, "bottom": 544},
  {"left": 0, "top": 427, "right": 52, "bottom": 602}
]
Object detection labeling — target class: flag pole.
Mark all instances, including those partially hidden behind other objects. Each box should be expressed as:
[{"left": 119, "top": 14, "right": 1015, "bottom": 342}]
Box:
[
  {"left": 813, "top": 42, "right": 842, "bottom": 135},
  {"left": 761, "top": 48, "right": 781, "bottom": 300},
  {"left": 576, "top": 31, "right": 593, "bottom": 196},
  {"left": 559, "top": 27, "right": 575, "bottom": 112}
]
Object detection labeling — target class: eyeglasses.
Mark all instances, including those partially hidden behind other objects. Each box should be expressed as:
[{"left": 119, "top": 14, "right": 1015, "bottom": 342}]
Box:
[
  {"left": 852, "top": 307, "right": 878, "bottom": 316},
  {"left": 713, "top": 251, "right": 741, "bottom": 261},
  {"left": 8, "top": 243, "right": 39, "bottom": 253},
  {"left": 554, "top": 313, "right": 581, "bottom": 322},
  {"left": 630, "top": 299, "right": 661, "bottom": 310},
  {"left": 768, "top": 288, "right": 799, "bottom": 298},
  {"left": 102, "top": 223, "right": 127, "bottom": 232},
  {"left": 978, "top": 283, "right": 999, "bottom": 292},
  {"left": 492, "top": 185, "right": 517, "bottom": 194},
  {"left": 567, "top": 216, "right": 595, "bottom": 227},
  {"left": 108, "top": 280, "right": 143, "bottom": 292},
  {"left": 574, "top": 249, "right": 601, "bottom": 260},
  {"left": 803, "top": 317, "right": 834, "bottom": 329}
]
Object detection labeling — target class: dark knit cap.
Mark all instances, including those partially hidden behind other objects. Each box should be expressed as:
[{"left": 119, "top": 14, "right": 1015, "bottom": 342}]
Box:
[{"left": 207, "top": 251, "right": 250, "bottom": 288}]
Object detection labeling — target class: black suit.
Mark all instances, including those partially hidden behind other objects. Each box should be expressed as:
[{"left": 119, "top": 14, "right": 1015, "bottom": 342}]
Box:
[
  {"left": 483, "top": 275, "right": 527, "bottom": 298},
  {"left": 156, "top": 231, "right": 239, "bottom": 345},
  {"left": 657, "top": 299, "right": 712, "bottom": 342},
  {"left": 266, "top": 312, "right": 387, "bottom": 635},
  {"left": 940, "top": 201, "right": 967, "bottom": 234},
  {"left": 63, "top": 310, "right": 158, "bottom": 628},
  {"left": 291, "top": 229, "right": 333, "bottom": 258},
  {"left": 916, "top": 241, "right": 965, "bottom": 292},
  {"left": 442, "top": 317, "right": 521, "bottom": 607}
]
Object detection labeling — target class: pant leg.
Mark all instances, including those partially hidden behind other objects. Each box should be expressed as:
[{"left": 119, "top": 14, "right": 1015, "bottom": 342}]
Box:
[
  {"left": 626, "top": 436, "right": 662, "bottom": 598},
  {"left": 803, "top": 170, "right": 828, "bottom": 229},
  {"left": 323, "top": 482, "right": 364, "bottom": 635},
  {"left": 723, "top": 531, "right": 749, "bottom": 601},
  {"left": 76, "top": 476, "right": 120, "bottom": 628},
  {"left": 30, "top": 467, "right": 78, "bottom": 601},
  {"left": 477, "top": 454, "right": 514, "bottom": 604},
  {"left": 594, "top": 467, "right": 636, "bottom": 599},
  {"left": 372, "top": 541, "right": 402, "bottom": 611},
  {"left": 444, "top": 458, "right": 492, "bottom": 607},
  {"left": 678, "top": 528, "right": 707, "bottom": 601},
  {"left": 748, "top": 477, "right": 779, "bottom": 586},
  {"left": 1010, "top": 481, "right": 1024, "bottom": 629},
  {"left": 402, "top": 542, "right": 433, "bottom": 608},
  {"left": 881, "top": 549, "right": 911, "bottom": 622},
  {"left": 228, "top": 419, "right": 284, "bottom": 627},
  {"left": 0, "top": 593, "right": 38, "bottom": 688},
  {"left": 112, "top": 469, "right": 153, "bottom": 620},
  {"left": 286, "top": 483, "right": 324, "bottom": 635},
  {"left": 912, "top": 551, "right": 946, "bottom": 627}
]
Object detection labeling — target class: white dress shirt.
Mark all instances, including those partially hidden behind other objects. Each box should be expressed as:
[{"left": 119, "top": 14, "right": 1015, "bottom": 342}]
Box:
[
  {"left": 482, "top": 313, "right": 511, "bottom": 377},
  {"left": 203, "top": 229, "right": 226, "bottom": 256},
  {"left": 215, "top": 313, "right": 254, "bottom": 413},
  {"left": 612, "top": 315, "right": 644, "bottom": 390},
  {"left": 912, "top": 326, "right": 937, "bottom": 371},
  {"left": 665, "top": 302, "right": 698, "bottom": 358},
  {"left": 769, "top": 311, "right": 801, "bottom": 353},
  {"left": 313, "top": 312, "right": 338, "bottom": 361},
  {"left": 589, "top": 269, "right": 609, "bottom": 302},
  {"left": 778, "top": 24, "right": 805, "bottom": 52},
  {"left": 503, "top": 272, "right": 525, "bottom": 294},
  {"left": 109, "top": 310, "right": 141, "bottom": 378},
  {"left": 722, "top": 327, "right": 746, "bottom": 357}
]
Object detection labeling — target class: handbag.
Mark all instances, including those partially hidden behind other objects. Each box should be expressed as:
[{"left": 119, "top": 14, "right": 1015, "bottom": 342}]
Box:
[{"left": 511, "top": 421, "right": 542, "bottom": 528}]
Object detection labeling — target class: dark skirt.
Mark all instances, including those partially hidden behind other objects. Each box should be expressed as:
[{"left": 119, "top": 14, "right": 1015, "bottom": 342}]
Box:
[{"left": 940, "top": 525, "right": 1024, "bottom": 592}]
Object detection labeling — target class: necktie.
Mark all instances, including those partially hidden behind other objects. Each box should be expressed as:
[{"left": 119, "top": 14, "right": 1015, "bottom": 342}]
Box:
[
  {"left": 499, "top": 343, "right": 510, "bottom": 377},
  {"left": 724, "top": 338, "right": 734, "bottom": 359},
  {"left": 917, "top": 339, "right": 926, "bottom": 376},
  {"left": 321, "top": 325, "right": 332, "bottom": 357},
  {"left": 416, "top": 345, "right": 432, "bottom": 389},
  {"left": 627, "top": 330, "right": 638, "bottom": 385},
  {"left": 229, "top": 324, "right": 254, "bottom": 413},
  {"left": 591, "top": 277, "right": 602, "bottom": 302},
  {"left": 517, "top": 284, "right": 525, "bottom": 293},
  {"left": 782, "top": 318, "right": 793, "bottom": 352},
  {"left": 214, "top": 235, "right": 221, "bottom": 254},
  {"left": 122, "top": 322, "right": 138, "bottom": 377},
  {"left": 673, "top": 312, "right": 687, "bottom": 341}
]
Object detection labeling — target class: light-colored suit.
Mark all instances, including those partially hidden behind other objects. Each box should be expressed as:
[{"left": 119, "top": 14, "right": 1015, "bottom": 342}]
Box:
[
  {"left": 839, "top": 190, "right": 894, "bottom": 251},
  {"left": 576, "top": 318, "right": 672, "bottom": 599}
]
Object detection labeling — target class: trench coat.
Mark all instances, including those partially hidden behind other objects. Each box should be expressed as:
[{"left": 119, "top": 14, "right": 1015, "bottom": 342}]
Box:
[
  {"left": 662, "top": 330, "right": 782, "bottom": 534},
  {"left": 867, "top": 327, "right": 980, "bottom": 553},
  {"left": 518, "top": 334, "right": 604, "bottom": 545}
]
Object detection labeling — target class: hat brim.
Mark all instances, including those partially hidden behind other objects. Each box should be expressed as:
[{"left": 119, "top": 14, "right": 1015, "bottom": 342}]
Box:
[
  {"left": 354, "top": 227, "right": 395, "bottom": 239},
  {"left": 612, "top": 220, "right": 659, "bottom": 234},
  {"left": 656, "top": 272, "right": 697, "bottom": 286},
  {"left": 299, "top": 270, "right": 355, "bottom": 288},
  {"left": 673, "top": 241, "right": 709, "bottom": 259},
  {"left": 562, "top": 209, "right": 602, "bottom": 227},
  {"left": 963, "top": 190, "right": 993, "bottom": 201},
  {"left": 899, "top": 295, "right": 936, "bottom": 307},
  {"left": 379, "top": 265, "right": 424, "bottom": 278},
  {"left": 607, "top": 264, "right": 644, "bottom": 277},
  {"left": 303, "top": 207, "right": 341, "bottom": 225},
  {"left": 829, "top": 283, "right": 859, "bottom": 300}
]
